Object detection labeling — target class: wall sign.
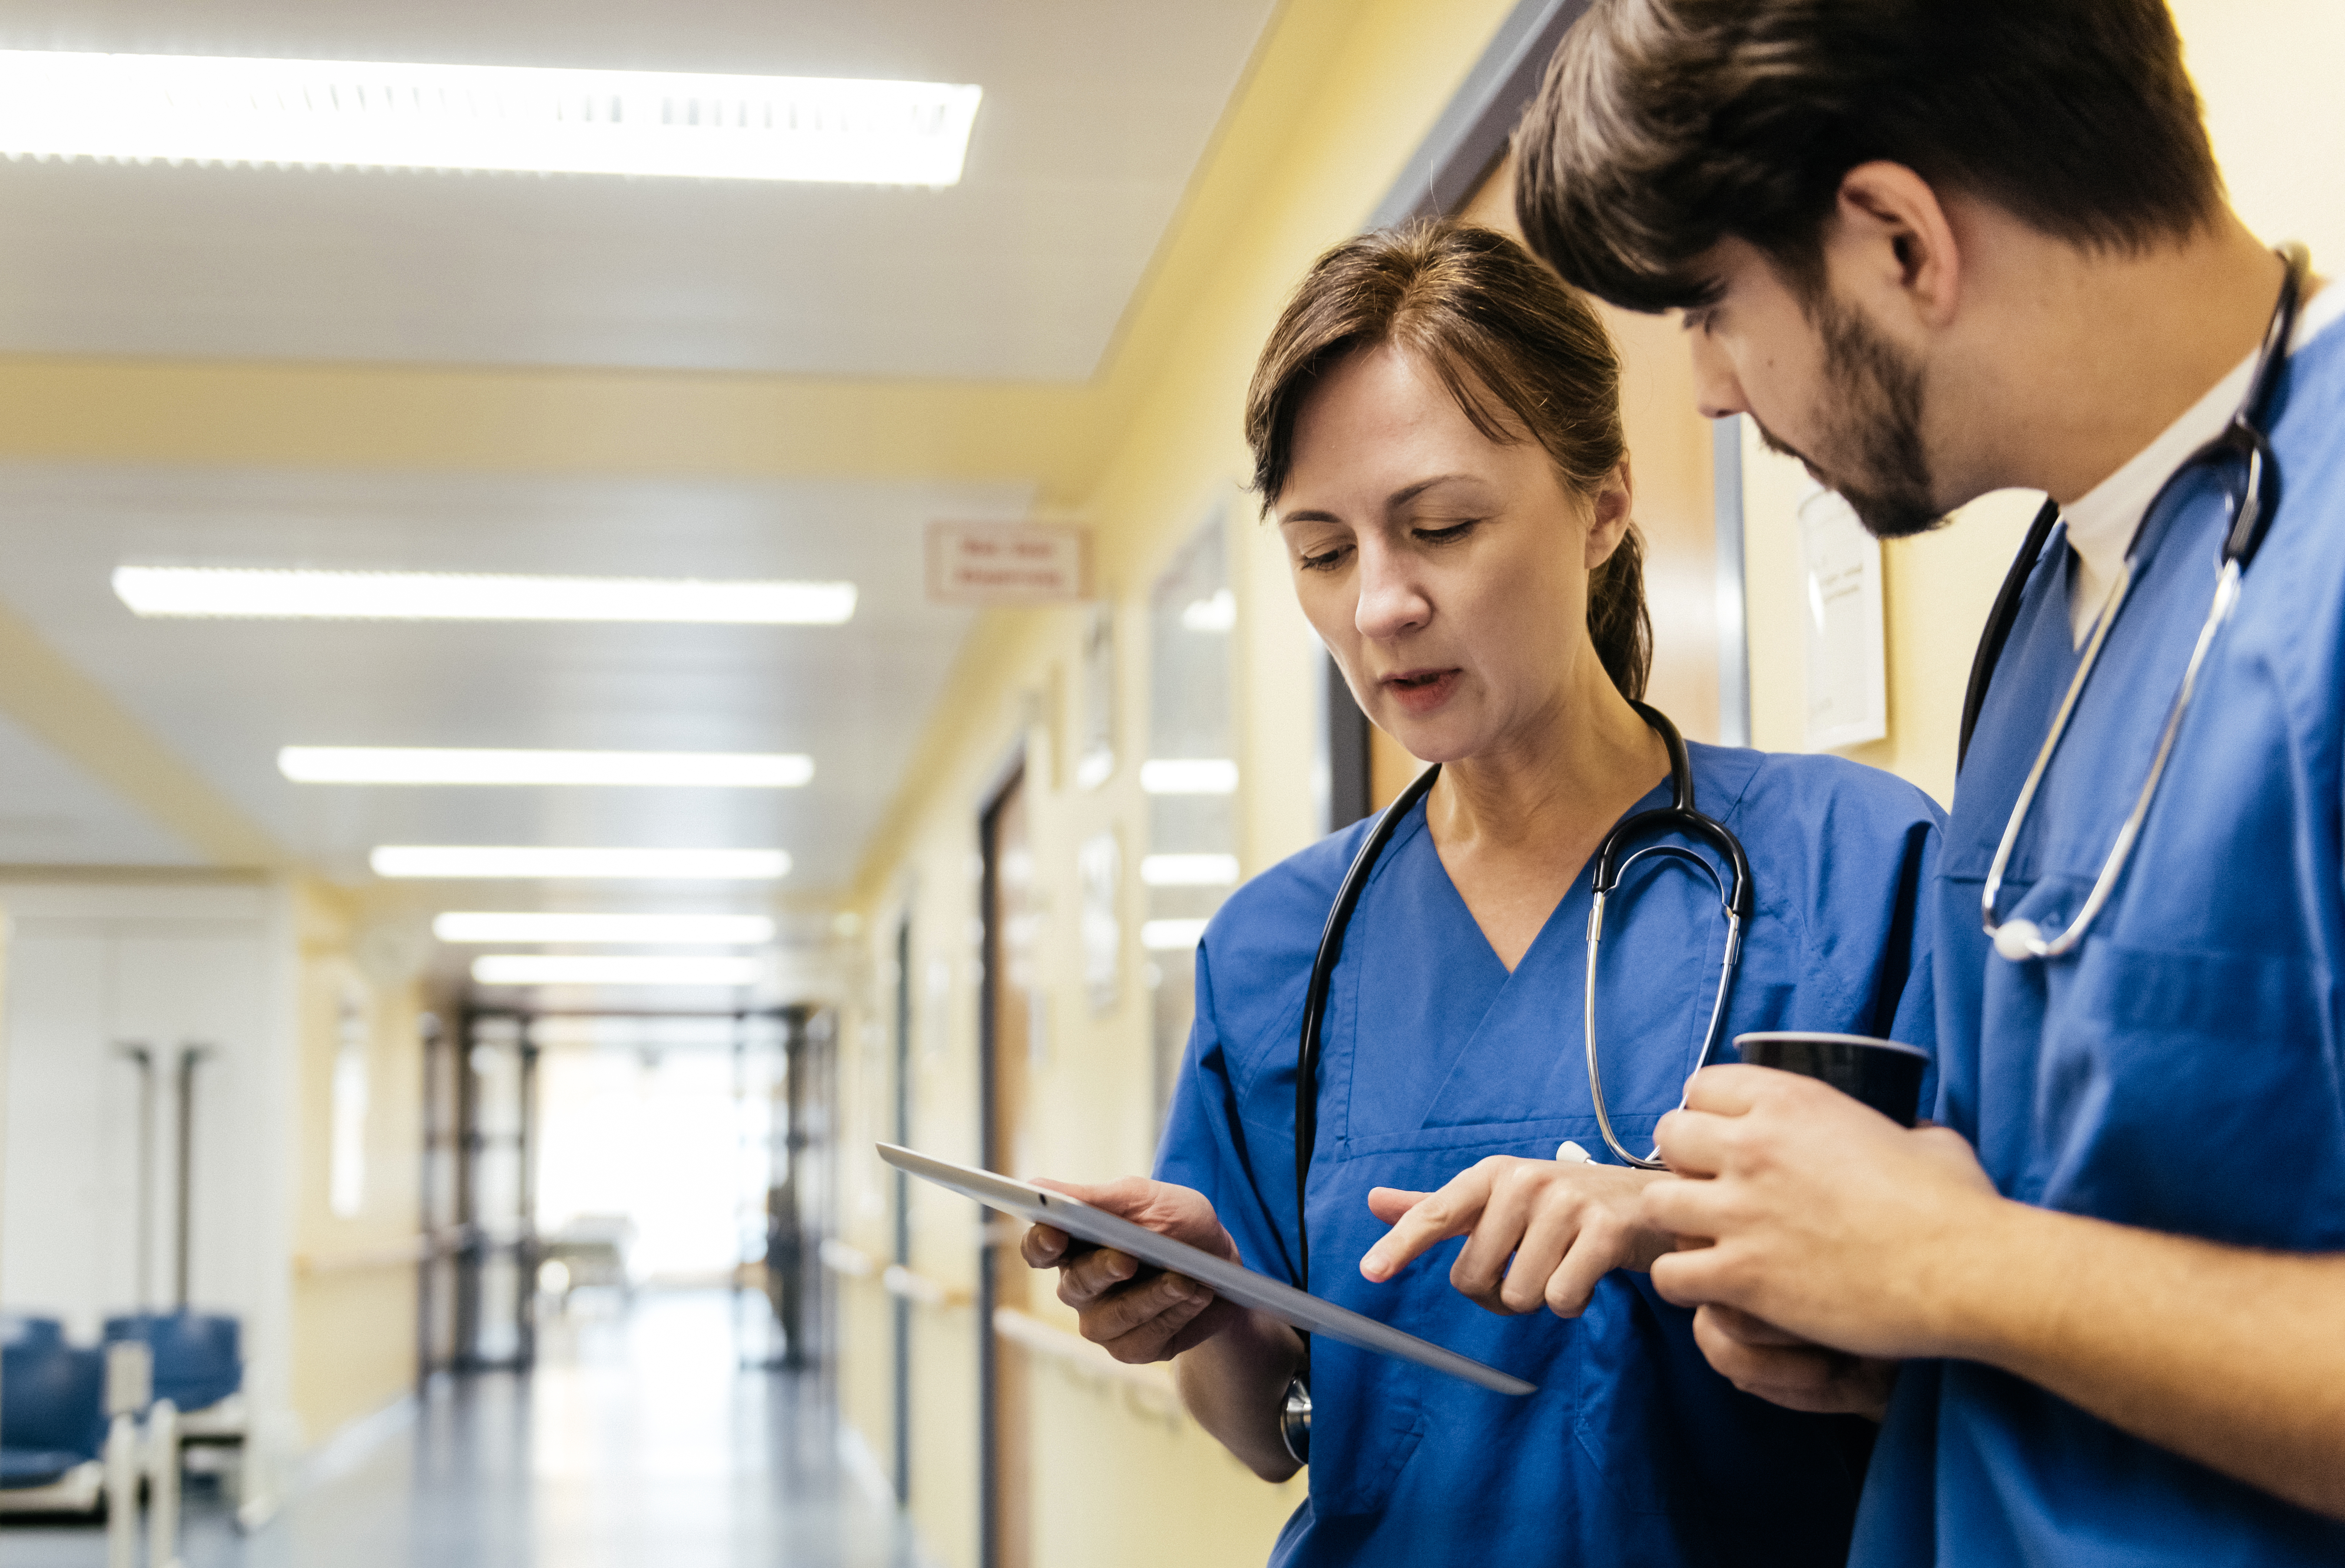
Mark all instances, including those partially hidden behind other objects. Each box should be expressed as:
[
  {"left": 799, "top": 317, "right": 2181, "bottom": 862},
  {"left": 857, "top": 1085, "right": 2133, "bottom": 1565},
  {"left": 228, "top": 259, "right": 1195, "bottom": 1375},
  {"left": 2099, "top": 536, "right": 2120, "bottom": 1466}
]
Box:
[{"left": 925, "top": 522, "right": 1091, "bottom": 605}]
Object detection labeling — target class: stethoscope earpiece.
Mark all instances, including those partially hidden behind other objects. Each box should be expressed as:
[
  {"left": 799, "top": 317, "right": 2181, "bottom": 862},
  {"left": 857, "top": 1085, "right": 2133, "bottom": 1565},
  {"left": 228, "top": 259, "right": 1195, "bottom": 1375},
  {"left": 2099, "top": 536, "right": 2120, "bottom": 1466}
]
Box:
[{"left": 1991, "top": 919, "right": 2042, "bottom": 963}]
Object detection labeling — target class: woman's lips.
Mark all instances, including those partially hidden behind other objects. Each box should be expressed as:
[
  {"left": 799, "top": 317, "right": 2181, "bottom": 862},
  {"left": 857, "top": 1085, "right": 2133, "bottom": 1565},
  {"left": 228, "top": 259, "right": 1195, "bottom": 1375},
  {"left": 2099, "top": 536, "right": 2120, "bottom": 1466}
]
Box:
[{"left": 1381, "top": 667, "right": 1461, "bottom": 715}]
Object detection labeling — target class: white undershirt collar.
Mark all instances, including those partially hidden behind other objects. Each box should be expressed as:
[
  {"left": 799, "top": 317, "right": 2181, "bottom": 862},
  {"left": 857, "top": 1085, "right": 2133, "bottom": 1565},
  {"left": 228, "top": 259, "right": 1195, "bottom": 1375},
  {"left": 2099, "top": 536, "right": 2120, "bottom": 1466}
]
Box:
[{"left": 2061, "top": 273, "right": 2345, "bottom": 646}]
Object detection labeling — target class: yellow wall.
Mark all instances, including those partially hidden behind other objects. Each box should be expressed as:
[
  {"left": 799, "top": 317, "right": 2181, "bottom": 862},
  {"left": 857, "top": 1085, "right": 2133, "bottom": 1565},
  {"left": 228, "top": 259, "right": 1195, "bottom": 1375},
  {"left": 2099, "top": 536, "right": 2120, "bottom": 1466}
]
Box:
[
  {"left": 286, "top": 881, "right": 428, "bottom": 1443},
  {"left": 1738, "top": 0, "right": 2345, "bottom": 805},
  {"left": 827, "top": 3, "right": 1523, "bottom": 1566}
]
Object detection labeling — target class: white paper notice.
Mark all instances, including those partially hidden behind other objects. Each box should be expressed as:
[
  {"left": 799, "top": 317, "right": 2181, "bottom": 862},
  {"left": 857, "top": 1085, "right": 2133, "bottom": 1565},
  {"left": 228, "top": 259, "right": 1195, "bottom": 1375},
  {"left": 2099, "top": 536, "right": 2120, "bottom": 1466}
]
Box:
[{"left": 1799, "top": 486, "right": 1888, "bottom": 751}]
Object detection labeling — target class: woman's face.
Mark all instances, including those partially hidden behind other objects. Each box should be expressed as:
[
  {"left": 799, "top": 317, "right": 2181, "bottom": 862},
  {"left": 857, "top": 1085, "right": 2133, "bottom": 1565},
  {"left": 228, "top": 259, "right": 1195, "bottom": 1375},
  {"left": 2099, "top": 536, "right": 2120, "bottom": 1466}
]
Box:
[{"left": 1276, "top": 344, "right": 1630, "bottom": 766}]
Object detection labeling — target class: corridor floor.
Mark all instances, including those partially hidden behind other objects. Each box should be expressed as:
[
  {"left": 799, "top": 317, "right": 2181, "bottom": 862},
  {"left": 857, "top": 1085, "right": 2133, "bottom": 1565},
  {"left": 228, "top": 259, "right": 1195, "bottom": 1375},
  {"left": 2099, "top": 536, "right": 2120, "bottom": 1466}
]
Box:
[{"left": 5, "top": 1290, "right": 926, "bottom": 1568}]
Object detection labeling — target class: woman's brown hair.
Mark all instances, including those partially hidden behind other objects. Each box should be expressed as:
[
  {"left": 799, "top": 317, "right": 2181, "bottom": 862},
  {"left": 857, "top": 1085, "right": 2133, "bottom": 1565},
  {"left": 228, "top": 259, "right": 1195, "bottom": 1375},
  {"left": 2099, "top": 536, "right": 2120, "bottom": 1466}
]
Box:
[{"left": 1244, "top": 219, "right": 1651, "bottom": 701}]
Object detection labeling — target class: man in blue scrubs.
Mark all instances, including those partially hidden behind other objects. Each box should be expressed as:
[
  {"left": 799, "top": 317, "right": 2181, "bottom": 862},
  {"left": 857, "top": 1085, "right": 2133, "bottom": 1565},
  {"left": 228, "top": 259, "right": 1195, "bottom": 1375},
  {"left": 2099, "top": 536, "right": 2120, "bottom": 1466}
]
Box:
[{"left": 1512, "top": 1, "right": 2345, "bottom": 1561}]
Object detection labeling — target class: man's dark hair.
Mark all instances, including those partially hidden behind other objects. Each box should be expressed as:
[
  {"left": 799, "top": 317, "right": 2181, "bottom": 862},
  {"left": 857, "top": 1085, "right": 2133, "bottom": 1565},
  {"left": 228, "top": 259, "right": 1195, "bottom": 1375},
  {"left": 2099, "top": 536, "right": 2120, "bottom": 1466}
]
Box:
[{"left": 1516, "top": 0, "right": 2226, "bottom": 312}]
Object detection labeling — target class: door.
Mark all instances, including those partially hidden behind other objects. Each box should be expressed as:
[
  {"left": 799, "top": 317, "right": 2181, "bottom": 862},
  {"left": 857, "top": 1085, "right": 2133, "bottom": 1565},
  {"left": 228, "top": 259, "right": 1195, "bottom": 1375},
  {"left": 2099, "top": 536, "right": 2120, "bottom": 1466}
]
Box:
[{"left": 980, "top": 766, "right": 1035, "bottom": 1568}]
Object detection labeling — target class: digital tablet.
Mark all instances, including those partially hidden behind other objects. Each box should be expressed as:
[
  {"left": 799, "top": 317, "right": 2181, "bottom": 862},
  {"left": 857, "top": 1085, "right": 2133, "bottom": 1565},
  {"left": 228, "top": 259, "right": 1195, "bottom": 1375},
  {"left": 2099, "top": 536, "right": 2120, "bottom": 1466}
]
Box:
[{"left": 877, "top": 1142, "right": 1536, "bottom": 1397}]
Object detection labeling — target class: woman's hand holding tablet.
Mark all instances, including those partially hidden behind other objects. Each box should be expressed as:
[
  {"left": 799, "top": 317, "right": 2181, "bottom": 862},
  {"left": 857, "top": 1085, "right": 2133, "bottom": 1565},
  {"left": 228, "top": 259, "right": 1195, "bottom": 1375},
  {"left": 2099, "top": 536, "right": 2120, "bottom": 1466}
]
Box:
[{"left": 1019, "top": 1177, "right": 1243, "bottom": 1363}]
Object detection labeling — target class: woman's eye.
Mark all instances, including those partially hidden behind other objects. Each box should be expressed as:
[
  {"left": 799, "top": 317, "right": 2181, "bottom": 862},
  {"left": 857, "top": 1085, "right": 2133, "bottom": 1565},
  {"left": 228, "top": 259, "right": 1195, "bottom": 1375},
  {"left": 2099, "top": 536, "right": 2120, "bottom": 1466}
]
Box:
[
  {"left": 1298, "top": 545, "right": 1349, "bottom": 572},
  {"left": 1414, "top": 521, "right": 1479, "bottom": 545}
]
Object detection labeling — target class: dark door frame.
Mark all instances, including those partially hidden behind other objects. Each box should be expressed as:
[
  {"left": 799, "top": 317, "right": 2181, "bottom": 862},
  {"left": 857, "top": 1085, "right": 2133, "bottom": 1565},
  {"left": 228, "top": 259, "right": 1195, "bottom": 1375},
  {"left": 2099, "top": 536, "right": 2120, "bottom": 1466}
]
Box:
[
  {"left": 976, "top": 749, "right": 1026, "bottom": 1568},
  {"left": 891, "top": 912, "right": 915, "bottom": 1503}
]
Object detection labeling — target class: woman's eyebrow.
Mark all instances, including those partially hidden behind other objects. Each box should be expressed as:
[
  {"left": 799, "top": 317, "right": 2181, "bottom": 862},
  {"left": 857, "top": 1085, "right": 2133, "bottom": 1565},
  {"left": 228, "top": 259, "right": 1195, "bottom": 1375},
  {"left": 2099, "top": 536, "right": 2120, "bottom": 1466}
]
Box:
[
  {"left": 1281, "top": 474, "right": 1486, "bottom": 527},
  {"left": 1386, "top": 473, "right": 1479, "bottom": 508}
]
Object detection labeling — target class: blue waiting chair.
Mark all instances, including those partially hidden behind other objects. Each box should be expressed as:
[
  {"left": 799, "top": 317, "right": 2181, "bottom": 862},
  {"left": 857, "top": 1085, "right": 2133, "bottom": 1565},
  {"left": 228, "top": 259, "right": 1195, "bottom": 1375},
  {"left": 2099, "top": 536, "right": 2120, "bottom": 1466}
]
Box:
[
  {"left": 0, "top": 1340, "right": 105, "bottom": 1489},
  {"left": 103, "top": 1313, "right": 241, "bottom": 1414},
  {"left": 0, "top": 1314, "right": 62, "bottom": 1351}
]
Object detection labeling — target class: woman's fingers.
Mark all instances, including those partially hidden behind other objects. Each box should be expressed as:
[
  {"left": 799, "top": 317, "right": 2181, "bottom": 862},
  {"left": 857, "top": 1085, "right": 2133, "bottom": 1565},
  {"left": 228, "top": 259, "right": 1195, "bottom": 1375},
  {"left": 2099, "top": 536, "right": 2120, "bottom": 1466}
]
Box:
[
  {"left": 1020, "top": 1223, "right": 1069, "bottom": 1268},
  {"left": 1450, "top": 1166, "right": 1541, "bottom": 1309},
  {"left": 1365, "top": 1186, "right": 1433, "bottom": 1225},
  {"left": 1542, "top": 1211, "right": 1634, "bottom": 1318},
  {"left": 1076, "top": 1271, "right": 1212, "bottom": 1357},
  {"left": 1494, "top": 1195, "right": 1578, "bottom": 1314},
  {"left": 1361, "top": 1165, "right": 1496, "bottom": 1281},
  {"left": 1098, "top": 1283, "right": 1215, "bottom": 1364},
  {"left": 1052, "top": 1247, "right": 1141, "bottom": 1307}
]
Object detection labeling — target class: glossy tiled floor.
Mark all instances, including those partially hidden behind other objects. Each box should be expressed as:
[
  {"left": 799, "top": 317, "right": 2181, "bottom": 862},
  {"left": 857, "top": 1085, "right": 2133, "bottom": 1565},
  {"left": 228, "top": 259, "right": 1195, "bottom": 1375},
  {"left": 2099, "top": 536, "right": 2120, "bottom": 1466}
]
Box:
[{"left": 5, "top": 1290, "right": 925, "bottom": 1568}]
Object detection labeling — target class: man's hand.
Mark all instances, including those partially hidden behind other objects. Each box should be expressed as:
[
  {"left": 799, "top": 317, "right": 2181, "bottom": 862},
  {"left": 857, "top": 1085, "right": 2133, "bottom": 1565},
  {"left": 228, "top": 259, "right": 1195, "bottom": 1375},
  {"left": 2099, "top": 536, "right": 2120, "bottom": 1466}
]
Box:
[
  {"left": 1018, "top": 1177, "right": 1241, "bottom": 1363},
  {"left": 1638, "top": 1064, "right": 2345, "bottom": 1521},
  {"left": 1359, "top": 1155, "right": 1672, "bottom": 1317},
  {"left": 1640, "top": 1064, "right": 2004, "bottom": 1362},
  {"left": 1690, "top": 1303, "right": 1899, "bottom": 1418}
]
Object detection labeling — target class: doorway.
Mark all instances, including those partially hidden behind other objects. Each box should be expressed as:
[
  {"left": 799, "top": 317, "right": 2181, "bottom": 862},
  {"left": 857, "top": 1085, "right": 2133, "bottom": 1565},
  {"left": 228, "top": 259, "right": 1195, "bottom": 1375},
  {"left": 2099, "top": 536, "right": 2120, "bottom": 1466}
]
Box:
[{"left": 978, "top": 763, "right": 1035, "bottom": 1568}]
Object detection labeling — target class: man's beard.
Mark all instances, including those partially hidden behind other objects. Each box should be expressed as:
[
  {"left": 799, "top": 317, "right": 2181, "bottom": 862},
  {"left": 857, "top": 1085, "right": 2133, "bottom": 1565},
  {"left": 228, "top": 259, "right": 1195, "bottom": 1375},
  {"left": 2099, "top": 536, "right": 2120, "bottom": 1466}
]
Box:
[{"left": 1758, "top": 298, "right": 1945, "bottom": 541}]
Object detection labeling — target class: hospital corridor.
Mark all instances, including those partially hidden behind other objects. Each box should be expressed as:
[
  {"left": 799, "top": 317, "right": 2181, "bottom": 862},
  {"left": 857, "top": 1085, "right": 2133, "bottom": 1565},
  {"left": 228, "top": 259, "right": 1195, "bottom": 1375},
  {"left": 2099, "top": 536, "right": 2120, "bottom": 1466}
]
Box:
[{"left": 0, "top": 4, "right": 2341, "bottom": 1568}]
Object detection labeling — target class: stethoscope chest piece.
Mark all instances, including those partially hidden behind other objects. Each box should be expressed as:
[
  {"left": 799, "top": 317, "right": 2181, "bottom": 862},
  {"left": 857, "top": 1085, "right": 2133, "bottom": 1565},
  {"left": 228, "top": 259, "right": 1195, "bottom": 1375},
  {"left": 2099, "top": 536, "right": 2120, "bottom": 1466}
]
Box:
[{"left": 1280, "top": 1374, "right": 1311, "bottom": 1464}]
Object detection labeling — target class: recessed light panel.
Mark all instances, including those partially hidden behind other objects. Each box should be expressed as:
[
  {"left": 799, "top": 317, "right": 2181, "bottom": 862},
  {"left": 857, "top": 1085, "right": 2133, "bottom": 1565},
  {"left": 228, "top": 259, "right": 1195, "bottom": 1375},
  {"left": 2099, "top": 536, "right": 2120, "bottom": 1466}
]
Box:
[
  {"left": 1139, "top": 853, "right": 1241, "bottom": 888},
  {"left": 1140, "top": 918, "right": 1209, "bottom": 951},
  {"left": 433, "top": 912, "right": 776, "bottom": 945},
  {"left": 283, "top": 747, "right": 813, "bottom": 787},
  {"left": 372, "top": 846, "right": 791, "bottom": 881},
  {"left": 1139, "top": 758, "right": 1239, "bottom": 795},
  {"left": 471, "top": 954, "right": 763, "bottom": 987},
  {"left": 0, "top": 53, "right": 982, "bottom": 185},
  {"left": 115, "top": 568, "right": 855, "bottom": 624}
]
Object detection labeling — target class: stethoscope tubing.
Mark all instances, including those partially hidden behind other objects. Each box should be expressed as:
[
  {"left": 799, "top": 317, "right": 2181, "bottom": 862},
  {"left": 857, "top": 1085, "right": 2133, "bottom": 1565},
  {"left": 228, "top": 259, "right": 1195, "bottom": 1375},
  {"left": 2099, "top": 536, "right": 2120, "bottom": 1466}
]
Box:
[
  {"left": 1290, "top": 702, "right": 1749, "bottom": 1286},
  {"left": 1976, "top": 244, "right": 2308, "bottom": 963}
]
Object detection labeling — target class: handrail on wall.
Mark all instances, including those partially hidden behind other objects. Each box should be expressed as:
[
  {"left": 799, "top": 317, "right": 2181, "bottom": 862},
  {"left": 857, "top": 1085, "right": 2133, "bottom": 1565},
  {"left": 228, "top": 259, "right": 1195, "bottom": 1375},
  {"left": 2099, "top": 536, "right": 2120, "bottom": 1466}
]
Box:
[{"left": 990, "top": 1305, "right": 1176, "bottom": 1402}]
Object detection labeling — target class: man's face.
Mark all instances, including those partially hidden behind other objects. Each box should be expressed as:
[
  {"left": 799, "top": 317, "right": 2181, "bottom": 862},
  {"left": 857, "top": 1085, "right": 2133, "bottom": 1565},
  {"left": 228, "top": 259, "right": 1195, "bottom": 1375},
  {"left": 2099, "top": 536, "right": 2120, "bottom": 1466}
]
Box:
[{"left": 1682, "top": 237, "right": 1945, "bottom": 539}]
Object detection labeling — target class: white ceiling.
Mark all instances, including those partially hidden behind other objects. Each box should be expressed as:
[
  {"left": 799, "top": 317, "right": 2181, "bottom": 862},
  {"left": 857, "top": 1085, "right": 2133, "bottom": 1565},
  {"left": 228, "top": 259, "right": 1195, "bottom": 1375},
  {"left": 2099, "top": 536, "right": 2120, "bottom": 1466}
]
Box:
[
  {"left": 0, "top": 0, "right": 1279, "bottom": 376},
  {"left": 0, "top": 462, "right": 1029, "bottom": 892},
  {"left": 0, "top": 0, "right": 1285, "bottom": 992}
]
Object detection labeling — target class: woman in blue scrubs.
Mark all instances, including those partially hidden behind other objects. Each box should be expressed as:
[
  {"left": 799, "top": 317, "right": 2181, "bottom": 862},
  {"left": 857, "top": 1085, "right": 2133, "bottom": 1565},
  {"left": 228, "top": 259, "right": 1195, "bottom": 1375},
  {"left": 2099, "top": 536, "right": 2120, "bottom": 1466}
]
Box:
[{"left": 1021, "top": 221, "right": 1942, "bottom": 1565}]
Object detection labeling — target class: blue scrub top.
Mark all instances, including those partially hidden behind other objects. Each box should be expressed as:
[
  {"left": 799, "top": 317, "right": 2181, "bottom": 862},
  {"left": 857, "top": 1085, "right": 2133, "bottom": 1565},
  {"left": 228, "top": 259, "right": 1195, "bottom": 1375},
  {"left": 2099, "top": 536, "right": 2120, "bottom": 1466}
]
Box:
[
  {"left": 1853, "top": 323, "right": 2345, "bottom": 1564},
  {"left": 1158, "top": 742, "right": 1943, "bottom": 1567}
]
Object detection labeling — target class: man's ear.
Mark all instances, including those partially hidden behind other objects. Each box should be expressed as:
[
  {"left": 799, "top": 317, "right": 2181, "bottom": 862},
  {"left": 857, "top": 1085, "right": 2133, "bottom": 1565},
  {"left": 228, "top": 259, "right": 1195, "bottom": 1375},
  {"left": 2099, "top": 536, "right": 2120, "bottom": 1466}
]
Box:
[
  {"left": 1585, "top": 458, "right": 1635, "bottom": 568},
  {"left": 1828, "top": 161, "right": 1964, "bottom": 331}
]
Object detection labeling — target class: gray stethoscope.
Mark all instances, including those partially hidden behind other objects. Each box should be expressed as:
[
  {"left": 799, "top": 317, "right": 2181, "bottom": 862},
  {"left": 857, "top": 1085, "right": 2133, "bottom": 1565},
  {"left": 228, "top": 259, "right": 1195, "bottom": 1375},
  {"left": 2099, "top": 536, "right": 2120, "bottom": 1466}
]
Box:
[
  {"left": 1969, "top": 244, "right": 2308, "bottom": 962},
  {"left": 1278, "top": 700, "right": 1752, "bottom": 1462}
]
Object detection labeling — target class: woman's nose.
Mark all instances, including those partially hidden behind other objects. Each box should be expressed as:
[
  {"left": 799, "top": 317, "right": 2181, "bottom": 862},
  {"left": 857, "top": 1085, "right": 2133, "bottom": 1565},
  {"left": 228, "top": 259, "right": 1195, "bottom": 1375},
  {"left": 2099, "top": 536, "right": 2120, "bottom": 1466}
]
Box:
[{"left": 1353, "top": 540, "right": 1431, "bottom": 640}]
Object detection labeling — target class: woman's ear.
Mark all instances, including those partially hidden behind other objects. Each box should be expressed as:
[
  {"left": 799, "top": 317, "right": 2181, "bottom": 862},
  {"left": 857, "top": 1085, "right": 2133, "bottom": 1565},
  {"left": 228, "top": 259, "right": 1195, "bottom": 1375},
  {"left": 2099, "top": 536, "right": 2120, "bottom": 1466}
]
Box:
[{"left": 1584, "top": 458, "right": 1635, "bottom": 568}]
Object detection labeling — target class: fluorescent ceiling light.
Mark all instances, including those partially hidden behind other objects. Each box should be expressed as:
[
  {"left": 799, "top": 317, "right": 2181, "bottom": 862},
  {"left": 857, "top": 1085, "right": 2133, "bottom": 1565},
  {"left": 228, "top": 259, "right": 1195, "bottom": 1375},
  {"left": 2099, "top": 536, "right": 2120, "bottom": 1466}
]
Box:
[
  {"left": 373, "top": 846, "right": 791, "bottom": 881},
  {"left": 1140, "top": 853, "right": 1240, "bottom": 888},
  {"left": 433, "top": 912, "right": 775, "bottom": 945},
  {"left": 1140, "top": 918, "right": 1208, "bottom": 952},
  {"left": 1180, "top": 588, "right": 1236, "bottom": 633},
  {"left": 1140, "top": 758, "right": 1239, "bottom": 795},
  {"left": 0, "top": 53, "right": 981, "bottom": 185},
  {"left": 115, "top": 567, "right": 855, "bottom": 624},
  {"left": 282, "top": 747, "right": 813, "bottom": 787},
  {"left": 471, "top": 954, "right": 763, "bottom": 987}
]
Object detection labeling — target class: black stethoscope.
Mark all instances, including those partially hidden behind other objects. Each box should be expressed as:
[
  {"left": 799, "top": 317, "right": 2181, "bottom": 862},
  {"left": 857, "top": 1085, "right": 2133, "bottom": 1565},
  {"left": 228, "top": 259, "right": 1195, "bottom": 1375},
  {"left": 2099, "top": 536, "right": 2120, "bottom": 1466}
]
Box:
[
  {"left": 1959, "top": 244, "right": 2306, "bottom": 963},
  {"left": 1279, "top": 700, "right": 1751, "bottom": 1462}
]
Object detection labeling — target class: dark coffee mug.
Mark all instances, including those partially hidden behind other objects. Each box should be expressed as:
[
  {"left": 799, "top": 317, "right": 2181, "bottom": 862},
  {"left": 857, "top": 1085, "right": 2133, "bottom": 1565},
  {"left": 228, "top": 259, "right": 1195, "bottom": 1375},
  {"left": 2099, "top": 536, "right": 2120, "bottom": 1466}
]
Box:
[{"left": 1732, "top": 1032, "right": 1929, "bottom": 1127}]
